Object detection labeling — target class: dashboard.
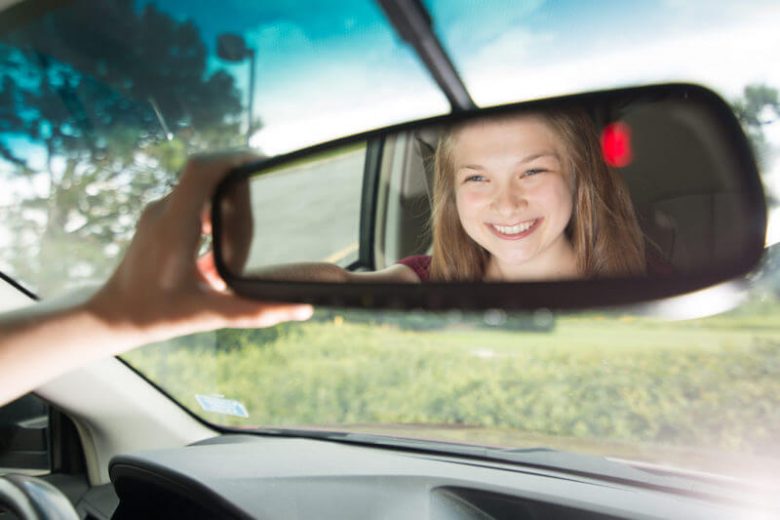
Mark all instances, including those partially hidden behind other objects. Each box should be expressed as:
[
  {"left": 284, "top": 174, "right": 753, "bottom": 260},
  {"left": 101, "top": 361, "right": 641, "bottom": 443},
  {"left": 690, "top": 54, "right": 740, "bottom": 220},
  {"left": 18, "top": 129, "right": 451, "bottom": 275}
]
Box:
[{"left": 108, "top": 434, "right": 760, "bottom": 519}]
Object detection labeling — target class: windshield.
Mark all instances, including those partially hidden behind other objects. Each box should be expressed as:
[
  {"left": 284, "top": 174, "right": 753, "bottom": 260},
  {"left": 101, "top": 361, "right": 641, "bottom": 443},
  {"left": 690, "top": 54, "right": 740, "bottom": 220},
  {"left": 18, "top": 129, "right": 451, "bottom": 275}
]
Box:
[
  {"left": 0, "top": 0, "right": 446, "bottom": 298},
  {"left": 124, "top": 299, "right": 780, "bottom": 484},
  {"left": 1, "top": 0, "right": 779, "bottom": 490}
]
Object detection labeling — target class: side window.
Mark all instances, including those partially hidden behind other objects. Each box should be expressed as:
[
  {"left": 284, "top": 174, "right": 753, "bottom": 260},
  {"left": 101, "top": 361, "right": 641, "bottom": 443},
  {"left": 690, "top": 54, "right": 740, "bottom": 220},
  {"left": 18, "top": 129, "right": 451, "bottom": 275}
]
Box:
[
  {"left": 0, "top": 394, "right": 51, "bottom": 475},
  {"left": 378, "top": 131, "right": 437, "bottom": 266},
  {"left": 245, "top": 143, "right": 366, "bottom": 269}
]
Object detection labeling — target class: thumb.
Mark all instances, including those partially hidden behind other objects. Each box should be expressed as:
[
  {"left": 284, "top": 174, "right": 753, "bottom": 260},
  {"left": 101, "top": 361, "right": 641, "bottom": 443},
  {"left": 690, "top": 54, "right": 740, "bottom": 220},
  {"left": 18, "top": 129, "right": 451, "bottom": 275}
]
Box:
[{"left": 197, "top": 251, "right": 227, "bottom": 291}]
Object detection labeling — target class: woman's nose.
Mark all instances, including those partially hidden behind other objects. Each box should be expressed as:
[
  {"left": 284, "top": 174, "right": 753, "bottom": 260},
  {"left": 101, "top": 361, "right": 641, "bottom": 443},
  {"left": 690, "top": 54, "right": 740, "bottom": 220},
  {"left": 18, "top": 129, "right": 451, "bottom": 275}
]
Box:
[{"left": 492, "top": 182, "right": 526, "bottom": 215}]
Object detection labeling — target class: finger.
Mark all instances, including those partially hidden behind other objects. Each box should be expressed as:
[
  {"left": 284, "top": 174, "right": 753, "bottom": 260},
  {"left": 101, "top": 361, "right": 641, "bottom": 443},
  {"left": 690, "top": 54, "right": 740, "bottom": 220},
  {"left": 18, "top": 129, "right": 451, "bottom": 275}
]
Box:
[
  {"left": 196, "top": 251, "right": 226, "bottom": 291},
  {"left": 157, "top": 154, "right": 259, "bottom": 255},
  {"left": 136, "top": 196, "right": 169, "bottom": 229},
  {"left": 207, "top": 292, "right": 314, "bottom": 328},
  {"left": 201, "top": 203, "right": 212, "bottom": 235},
  {"left": 168, "top": 152, "right": 261, "bottom": 222}
]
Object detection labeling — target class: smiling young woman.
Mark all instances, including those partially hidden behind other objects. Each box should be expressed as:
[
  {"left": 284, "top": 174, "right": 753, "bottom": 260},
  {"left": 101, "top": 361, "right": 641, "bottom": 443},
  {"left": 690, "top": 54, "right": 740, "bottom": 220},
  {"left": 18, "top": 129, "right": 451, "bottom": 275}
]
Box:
[{"left": 428, "top": 109, "right": 647, "bottom": 282}]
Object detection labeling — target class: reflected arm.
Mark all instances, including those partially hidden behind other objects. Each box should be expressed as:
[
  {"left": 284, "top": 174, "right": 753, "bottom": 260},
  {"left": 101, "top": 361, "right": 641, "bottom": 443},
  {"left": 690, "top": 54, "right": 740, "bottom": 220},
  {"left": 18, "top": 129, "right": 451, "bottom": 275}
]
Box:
[{"left": 247, "top": 263, "right": 421, "bottom": 284}]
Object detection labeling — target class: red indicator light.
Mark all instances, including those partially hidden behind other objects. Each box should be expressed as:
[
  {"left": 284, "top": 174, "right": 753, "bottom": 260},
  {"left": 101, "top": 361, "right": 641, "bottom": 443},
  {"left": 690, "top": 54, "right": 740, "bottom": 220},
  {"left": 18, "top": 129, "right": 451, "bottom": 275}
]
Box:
[{"left": 601, "top": 122, "right": 633, "bottom": 168}]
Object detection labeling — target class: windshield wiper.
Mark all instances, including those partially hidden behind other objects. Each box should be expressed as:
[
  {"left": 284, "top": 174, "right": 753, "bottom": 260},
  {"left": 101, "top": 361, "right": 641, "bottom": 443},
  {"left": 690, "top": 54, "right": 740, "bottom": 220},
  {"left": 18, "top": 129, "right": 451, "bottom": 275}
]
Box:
[
  {"left": 0, "top": 270, "right": 39, "bottom": 301},
  {"left": 376, "top": 0, "right": 475, "bottom": 112}
]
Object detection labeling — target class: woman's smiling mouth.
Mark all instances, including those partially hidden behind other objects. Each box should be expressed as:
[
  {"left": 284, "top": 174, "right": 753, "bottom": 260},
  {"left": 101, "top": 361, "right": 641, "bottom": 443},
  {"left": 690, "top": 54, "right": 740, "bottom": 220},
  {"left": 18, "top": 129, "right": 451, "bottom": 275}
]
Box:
[{"left": 488, "top": 218, "right": 542, "bottom": 240}]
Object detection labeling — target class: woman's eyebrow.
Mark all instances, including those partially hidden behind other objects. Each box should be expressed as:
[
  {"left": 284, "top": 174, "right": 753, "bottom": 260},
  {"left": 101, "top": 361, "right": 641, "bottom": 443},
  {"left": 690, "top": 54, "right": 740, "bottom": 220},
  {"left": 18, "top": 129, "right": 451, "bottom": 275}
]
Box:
[
  {"left": 457, "top": 152, "right": 560, "bottom": 171},
  {"left": 519, "top": 151, "right": 560, "bottom": 164},
  {"left": 457, "top": 164, "right": 485, "bottom": 171}
]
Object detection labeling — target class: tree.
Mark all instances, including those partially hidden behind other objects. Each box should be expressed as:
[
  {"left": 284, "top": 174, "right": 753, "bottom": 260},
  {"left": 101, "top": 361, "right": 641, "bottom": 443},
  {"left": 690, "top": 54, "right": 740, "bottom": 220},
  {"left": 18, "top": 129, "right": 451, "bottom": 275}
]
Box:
[
  {"left": 732, "top": 85, "right": 780, "bottom": 299},
  {"left": 732, "top": 83, "right": 779, "bottom": 168},
  {"left": 732, "top": 84, "right": 779, "bottom": 209},
  {"left": 0, "top": 0, "right": 245, "bottom": 296}
]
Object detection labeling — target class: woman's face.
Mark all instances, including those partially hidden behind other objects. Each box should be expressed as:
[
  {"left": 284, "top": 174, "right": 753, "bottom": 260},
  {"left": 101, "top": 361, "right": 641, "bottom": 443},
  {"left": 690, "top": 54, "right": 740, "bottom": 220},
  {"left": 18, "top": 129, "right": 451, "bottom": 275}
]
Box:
[{"left": 452, "top": 114, "right": 577, "bottom": 280}]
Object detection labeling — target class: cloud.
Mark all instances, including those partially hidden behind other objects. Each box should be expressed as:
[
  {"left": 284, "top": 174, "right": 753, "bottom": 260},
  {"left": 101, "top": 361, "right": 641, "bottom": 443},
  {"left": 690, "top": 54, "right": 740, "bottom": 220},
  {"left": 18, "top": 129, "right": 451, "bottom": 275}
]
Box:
[
  {"left": 246, "top": 20, "right": 312, "bottom": 59},
  {"left": 239, "top": 19, "right": 451, "bottom": 153},
  {"left": 429, "top": 0, "right": 546, "bottom": 52},
  {"left": 464, "top": 6, "right": 780, "bottom": 106},
  {"left": 250, "top": 72, "right": 448, "bottom": 154},
  {"left": 462, "top": 29, "right": 555, "bottom": 75}
]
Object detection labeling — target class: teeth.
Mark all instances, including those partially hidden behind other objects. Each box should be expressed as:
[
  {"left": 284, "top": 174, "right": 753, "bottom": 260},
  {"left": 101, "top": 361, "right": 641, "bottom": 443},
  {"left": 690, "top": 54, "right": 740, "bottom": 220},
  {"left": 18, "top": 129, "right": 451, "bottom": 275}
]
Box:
[{"left": 494, "top": 221, "right": 534, "bottom": 234}]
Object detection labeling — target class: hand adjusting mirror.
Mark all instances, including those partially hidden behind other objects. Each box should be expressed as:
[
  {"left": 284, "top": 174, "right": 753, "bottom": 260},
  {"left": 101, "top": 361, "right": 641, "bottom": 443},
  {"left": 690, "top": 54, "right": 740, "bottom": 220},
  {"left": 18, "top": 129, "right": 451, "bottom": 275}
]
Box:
[{"left": 212, "top": 84, "right": 766, "bottom": 310}]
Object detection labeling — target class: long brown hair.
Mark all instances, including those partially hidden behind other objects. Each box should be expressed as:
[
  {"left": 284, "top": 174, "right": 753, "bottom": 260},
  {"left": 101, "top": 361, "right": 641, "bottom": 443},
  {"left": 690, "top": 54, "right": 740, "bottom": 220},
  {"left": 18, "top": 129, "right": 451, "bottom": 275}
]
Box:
[{"left": 429, "top": 109, "right": 645, "bottom": 281}]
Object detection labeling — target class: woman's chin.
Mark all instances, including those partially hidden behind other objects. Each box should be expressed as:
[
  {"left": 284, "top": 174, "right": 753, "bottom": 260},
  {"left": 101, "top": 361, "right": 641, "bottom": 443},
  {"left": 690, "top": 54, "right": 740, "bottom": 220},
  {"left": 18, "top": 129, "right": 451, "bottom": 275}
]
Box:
[
  {"left": 484, "top": 253, "right": 540, "bottom": 280},
  {"left": 486, "top": 248, "right": 579, "bottom": 282}
]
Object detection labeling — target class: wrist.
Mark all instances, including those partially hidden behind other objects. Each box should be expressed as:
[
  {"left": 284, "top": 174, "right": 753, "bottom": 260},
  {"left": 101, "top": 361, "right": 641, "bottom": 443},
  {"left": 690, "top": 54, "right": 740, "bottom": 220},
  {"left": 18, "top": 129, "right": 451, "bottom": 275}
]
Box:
[{"left": 82, "top": 284, "right": 156, "bottom": 352}]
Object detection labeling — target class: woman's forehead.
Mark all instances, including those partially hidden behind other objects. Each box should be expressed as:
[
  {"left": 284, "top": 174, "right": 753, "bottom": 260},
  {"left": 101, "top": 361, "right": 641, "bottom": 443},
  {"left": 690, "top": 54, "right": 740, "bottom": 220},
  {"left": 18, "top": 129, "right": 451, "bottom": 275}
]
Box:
[{"left": 451, "top": 113, "right": 563, "bottom": 164}]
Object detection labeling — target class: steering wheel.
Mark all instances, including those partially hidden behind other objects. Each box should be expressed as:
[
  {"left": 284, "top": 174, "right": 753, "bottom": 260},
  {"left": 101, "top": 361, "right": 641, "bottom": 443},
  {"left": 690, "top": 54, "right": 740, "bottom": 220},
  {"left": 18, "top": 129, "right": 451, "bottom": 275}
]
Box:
[{"left": 0, "top": 474, "right": 79, "bottom": 520}]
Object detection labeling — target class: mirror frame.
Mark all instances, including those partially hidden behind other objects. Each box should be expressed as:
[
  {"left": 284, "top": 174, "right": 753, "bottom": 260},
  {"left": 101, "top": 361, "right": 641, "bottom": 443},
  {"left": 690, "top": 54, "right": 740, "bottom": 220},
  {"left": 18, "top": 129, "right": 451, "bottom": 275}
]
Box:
[{"left": 212, "top": 83, "right": 766, "bottom": 310}]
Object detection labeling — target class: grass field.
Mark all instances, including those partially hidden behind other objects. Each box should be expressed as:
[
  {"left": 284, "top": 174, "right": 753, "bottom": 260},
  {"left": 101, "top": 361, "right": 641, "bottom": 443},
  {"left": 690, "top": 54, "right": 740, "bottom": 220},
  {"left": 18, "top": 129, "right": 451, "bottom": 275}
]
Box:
[{"left": 124, "top": 299, "right": 780, "bottom": 478}]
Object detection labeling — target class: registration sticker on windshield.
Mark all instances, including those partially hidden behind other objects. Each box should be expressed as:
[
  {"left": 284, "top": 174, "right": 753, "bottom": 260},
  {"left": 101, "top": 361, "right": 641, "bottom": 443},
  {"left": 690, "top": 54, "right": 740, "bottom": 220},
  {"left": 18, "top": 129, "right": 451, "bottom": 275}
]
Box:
[{"left": 195, "top": 394, "right": 249, "bottom": 418}]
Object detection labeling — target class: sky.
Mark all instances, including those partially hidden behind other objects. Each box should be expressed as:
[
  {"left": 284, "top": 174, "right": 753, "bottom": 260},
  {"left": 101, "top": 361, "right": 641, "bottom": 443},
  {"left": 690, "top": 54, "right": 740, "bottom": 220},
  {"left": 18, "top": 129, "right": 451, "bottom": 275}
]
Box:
[
  {"left": 143, "top": 0, "right": 780, "bottom": 154},
  {"left": 6, "top": 0, "right": 776, "bottom": 156},
  {"left": 149, "top": 0, "right": 450, "bottom": 153},
  {"left": 4, "top": 0, "right": 780, "bottom": 183}
]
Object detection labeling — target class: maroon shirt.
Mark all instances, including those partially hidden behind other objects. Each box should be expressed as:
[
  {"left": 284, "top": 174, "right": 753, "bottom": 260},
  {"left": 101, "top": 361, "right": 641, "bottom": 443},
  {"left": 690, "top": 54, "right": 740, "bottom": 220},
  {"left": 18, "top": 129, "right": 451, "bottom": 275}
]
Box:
[
  {"left": 397, "top": 255, "right": 431, "bottom": 281},
  {"left": 398, "top": 249, "right": 670, "bottom": 281}
]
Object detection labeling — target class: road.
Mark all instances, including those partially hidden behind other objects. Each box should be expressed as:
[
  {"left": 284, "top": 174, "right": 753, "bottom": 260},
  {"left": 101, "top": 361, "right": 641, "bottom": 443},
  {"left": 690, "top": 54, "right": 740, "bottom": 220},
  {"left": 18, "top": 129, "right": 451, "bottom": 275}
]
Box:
[{"left": 246, "top": 148, "right": 364, "bottom": 268}]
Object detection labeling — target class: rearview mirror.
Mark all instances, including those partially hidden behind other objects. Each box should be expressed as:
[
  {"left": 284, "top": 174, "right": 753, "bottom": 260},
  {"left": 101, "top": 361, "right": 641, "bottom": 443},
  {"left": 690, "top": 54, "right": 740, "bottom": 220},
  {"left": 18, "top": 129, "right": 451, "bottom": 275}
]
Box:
[{"left": 212, "top": 84, "right": 766, "bottom": 310}]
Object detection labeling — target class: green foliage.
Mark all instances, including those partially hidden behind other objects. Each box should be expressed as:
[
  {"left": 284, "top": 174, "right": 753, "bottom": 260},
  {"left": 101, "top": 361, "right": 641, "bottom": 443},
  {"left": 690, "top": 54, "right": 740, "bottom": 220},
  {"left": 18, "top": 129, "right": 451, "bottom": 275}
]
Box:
[
  {"left": 732, "top": 83, "right": 780, "bottom": 168},
  {"left": 733, "top": 84, "right": 779, "bottom": 132},
  {"left": 215, "top": 324, "right": 303, "bottom": 353},
  {"left": 125, "top": 307, "right": 780, "bottom": 462}
]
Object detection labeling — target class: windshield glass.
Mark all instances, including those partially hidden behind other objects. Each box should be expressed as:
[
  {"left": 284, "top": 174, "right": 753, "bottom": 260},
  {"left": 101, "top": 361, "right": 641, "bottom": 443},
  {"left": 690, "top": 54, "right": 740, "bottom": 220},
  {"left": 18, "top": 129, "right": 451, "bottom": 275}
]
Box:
[
  {"left": 124, "top": 295, "right": 780, "bottom": 484},
  {"left": 1, "top": 0, "right": 779, "bottom": 491},
  {"left": 0, "top": 0, "right": 446, "bottom": 298}
]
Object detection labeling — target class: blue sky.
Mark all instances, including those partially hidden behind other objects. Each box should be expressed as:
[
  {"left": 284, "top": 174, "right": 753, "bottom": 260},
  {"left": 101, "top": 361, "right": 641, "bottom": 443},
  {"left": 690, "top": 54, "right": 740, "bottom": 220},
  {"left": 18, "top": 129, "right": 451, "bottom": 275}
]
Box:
[
  {"left": 3, "top": 0, "right": 780, "bottom": 285},
  {"left": 140, "top": 0, "right": 780, "bottom": 153},
  {"left": 5, "top": 0, "right": 779, "bottom": 158},
  {"left": 160, "top": 0, "right": 450, "bottom": 152}
]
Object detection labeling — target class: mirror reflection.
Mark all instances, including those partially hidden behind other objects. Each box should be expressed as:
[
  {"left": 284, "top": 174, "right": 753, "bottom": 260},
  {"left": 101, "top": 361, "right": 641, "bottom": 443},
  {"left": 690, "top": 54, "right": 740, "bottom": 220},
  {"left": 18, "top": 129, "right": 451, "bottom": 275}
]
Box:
[{"left": 218, "top": 94, "right": 756, "bottom": 284}]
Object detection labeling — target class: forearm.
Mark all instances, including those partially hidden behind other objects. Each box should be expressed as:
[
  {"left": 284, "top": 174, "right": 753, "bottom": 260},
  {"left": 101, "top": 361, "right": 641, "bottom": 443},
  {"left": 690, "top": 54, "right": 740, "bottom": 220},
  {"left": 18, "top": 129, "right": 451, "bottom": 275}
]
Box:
[
  {"left": 0, "top": 153, "right": 314, "bottom": 407},
  {"left": 0, "top": 288, "right": 139, "bottom": 405},
  {"left": 249, "top": 262, "right": 350, "bottom": 283}
]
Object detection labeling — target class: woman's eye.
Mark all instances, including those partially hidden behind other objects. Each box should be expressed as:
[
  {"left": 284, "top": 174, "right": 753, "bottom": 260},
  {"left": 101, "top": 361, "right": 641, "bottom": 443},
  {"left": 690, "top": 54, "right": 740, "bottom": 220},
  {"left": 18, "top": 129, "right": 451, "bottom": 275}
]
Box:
[
  {"left": 464, "top": 174, "right": 487, "bottom": 183},
  {"left": 522, "top": 168, "right": 547, "bottom": 178}
]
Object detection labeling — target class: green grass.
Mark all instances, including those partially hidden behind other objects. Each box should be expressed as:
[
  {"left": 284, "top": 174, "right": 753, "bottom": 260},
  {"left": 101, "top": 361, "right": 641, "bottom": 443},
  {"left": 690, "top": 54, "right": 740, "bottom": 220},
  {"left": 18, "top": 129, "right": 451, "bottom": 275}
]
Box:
[{"left": 124, "top": 304, "right": 780, "bottom": 476}]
